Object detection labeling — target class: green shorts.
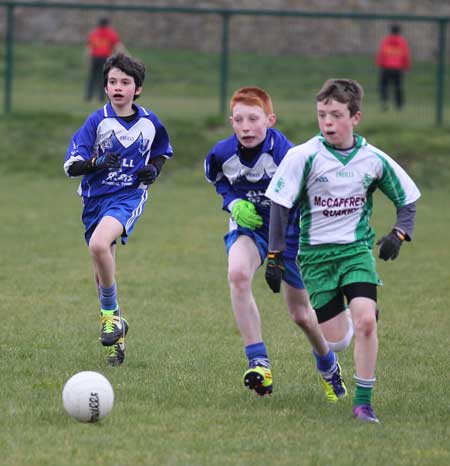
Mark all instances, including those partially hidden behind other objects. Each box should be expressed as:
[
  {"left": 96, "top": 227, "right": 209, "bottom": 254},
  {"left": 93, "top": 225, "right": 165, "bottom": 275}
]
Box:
[{"left": 299, "top": 243, "right": 382, "bottom": 310}]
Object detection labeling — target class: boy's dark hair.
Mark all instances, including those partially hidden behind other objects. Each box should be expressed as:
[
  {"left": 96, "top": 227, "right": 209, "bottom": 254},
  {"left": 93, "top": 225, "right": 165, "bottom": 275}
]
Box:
[
  {"left": 103, "top": 53, "right": 146, "bottom": 100},
  {"left": 316, "top": 78, "right": 364, "bottom": 116}
]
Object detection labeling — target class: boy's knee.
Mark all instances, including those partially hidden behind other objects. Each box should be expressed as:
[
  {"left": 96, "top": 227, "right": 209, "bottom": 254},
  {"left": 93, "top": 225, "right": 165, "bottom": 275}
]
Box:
[
  {"left": 228, "top": 267, "right": 252, "bottom": 291},
  {"left": 89, "top": 237, "right": 109, "bottom": 258},
  {"left": 354, "top": 313, "right": 377, "bottom": 337},
  {"left": 288, "top": 303, "right": 314, "bottom": 328},
  {"left": 285, "top": 289, "right": 313, "bottom": 327}
]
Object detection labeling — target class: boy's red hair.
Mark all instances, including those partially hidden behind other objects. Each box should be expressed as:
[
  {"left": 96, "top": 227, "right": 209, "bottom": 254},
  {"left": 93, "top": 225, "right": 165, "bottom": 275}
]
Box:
[{"left": 230, "top": 86, "right": 273, "bottom": 115}]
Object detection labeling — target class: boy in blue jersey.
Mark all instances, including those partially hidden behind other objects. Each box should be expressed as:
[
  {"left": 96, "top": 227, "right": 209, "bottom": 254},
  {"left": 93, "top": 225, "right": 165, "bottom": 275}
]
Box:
[
  {"left": 205, "top": 87, "right": 346, "bottom": 400},
  {"left": 265, "top": 79, "right": 420, "bottom": 423},
  {"left": 64, "top": 53, "right": 173, "bottom": 366}
]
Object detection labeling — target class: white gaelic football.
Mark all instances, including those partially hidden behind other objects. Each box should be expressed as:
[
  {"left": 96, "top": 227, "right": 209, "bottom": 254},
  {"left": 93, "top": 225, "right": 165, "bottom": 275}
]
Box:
[{"left": 62, "top": 371, "right": 114, "bottom": 422}]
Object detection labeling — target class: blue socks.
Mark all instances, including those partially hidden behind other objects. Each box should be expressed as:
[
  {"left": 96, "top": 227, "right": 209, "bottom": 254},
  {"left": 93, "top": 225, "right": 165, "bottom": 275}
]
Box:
[
  {"left": 245, "top": 345, "right": 337, "bottom": 373},
  {"left": 245, "top": 342, "right": 268, "bottom": 360},
  {"left": 99, "top": 283, "right": 117, "bottom": 311},
  {"left": 245, "top": 342, "right": 270, "bottom": 367},
  {"left": 313, "top": 350, "right": 337, "bottom": 375}
]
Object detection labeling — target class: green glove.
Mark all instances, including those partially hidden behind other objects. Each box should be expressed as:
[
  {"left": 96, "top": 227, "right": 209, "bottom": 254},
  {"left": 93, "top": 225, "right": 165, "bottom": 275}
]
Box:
[{"left": 231, "top": 200, "right": 263, "bottom": 230}]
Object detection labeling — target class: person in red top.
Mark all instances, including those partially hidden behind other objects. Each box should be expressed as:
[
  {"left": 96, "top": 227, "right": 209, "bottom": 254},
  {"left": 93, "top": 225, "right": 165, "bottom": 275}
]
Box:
[
  {"left": 376, "top": 24, "right": 411, "bottom": 111},
  {"left": 85, "top": 18, "right": 126, "bottom": 101}
]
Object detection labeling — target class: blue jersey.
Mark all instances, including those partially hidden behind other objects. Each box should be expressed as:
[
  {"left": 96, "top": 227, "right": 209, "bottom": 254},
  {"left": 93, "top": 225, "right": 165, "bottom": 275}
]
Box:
[
  {"left": 64, "top": 102, "right": 173, "bottom": 197},
  {"left": 204, "top": 128, "right": 300, "bottom": 260}
]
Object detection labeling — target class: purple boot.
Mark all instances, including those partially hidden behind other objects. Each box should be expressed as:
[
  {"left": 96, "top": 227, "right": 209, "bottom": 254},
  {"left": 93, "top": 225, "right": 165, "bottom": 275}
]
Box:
[{"left": 353, "top": 404, "right": 380, "bottom": 423}]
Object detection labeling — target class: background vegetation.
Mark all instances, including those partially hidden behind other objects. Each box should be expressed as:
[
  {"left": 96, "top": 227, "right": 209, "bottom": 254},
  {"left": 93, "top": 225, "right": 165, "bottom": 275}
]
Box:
[
  {"left": 0, "top": 45, "right": 449, "bottom": 466},
  {"left": 2, "top": 44, "right": 450, "bottom": 185}
]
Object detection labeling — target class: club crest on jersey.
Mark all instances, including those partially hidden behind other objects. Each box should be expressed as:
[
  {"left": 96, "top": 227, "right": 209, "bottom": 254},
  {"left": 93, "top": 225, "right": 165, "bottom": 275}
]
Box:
[
  {"left": 101, "top": 137, "right": 114, "bottom": 151},
  {"left": 138, "top": 134, "right": 150, "bottom": 156},
  {"left": 274, "top": 177, "right": 285, "bottom": 193},
  {"left": 362, "top": 173, "right": 375, "bottom": 189}
]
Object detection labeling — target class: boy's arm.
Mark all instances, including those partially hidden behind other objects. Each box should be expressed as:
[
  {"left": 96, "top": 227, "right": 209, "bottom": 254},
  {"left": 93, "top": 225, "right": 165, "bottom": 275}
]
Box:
[
  {"left": 64, "top": 118, "right": 100, "bottom": 177},
  {"left": 265, "top": 202, "right": 290, "bottom": 293},
  {"left": 214, "top": 174, "right": 263, "bottom": 229},
  {"left": 217, "top": 180, "right": 243, "bottom": 213},
  {"left": 376, "top": 153, "right": 420, "bottom": 260},
  {"left": 395, "top": 202, "right": 417, "bottom": 241},
  {"left": 136, "top": 115, "right": 173, "bottom": 185},
  {"left": 377, "top": 201, "right": 417, "bottom": 261},
  {"left": 205, "top": 151, "right": 239, "bottom": 210},
  {"left": 149, "top": 155, "right": 166, "bottom": 174},
  {"left": 268, "top": 202, "right": 289, "bottom": 252},
  {"left": 136, "top": 155, "right": 167, "bottom": 185},
  {"left": 205, "top": 150, "right": 262, "bottom": 229},
  {"left": 147, "top": 115, "right": 173, "bottom": 161},
  {"left": 377, "top": 152, "right": 421, "bottom": 208},
  {"left": 67, "top": 153, "right": 121, "bottom": 176}
]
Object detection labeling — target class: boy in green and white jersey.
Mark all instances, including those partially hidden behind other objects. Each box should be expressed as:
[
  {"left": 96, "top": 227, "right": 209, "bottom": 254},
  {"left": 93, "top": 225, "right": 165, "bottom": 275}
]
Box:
[{"left": 265, "top": 79, "right": 420, "bottom": 423}]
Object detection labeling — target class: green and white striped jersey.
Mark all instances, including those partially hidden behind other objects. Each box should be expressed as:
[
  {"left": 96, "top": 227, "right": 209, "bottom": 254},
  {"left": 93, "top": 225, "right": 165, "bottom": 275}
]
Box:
[{"left": 266, "top": 134, "right": 421, "bottom": 249}]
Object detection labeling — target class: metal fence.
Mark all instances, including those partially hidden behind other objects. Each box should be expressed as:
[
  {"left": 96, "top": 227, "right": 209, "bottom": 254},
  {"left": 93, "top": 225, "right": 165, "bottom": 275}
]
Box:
[{"left": 0, "top": 1, "right": 449, "bottom": 125}]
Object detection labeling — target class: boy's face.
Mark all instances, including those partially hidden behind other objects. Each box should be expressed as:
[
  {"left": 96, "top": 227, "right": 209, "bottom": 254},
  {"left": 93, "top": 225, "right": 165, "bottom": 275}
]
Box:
[
  {"left": 317, "top": 99, "right": 361, "bottom": 149},
  {"left": 230, "top": 103, "right": 276, "bottom": 148},
  {"left": 105, "top": 67, "right": 142, "bottom": 112}
]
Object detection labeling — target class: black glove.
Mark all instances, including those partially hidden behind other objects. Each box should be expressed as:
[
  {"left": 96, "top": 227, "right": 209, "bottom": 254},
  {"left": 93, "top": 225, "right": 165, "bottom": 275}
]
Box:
[
  {"left": 136, "top": 164, "right": 158, "bottom": 185},
  {"left": 265, "top": 251, "right": 285, "bottom": 293},
  {"left": 377, "top": 228, "right": 404, "bottom": 261},
  {"left": 91, "top": 152, "right": 121, "bottom": 170}
]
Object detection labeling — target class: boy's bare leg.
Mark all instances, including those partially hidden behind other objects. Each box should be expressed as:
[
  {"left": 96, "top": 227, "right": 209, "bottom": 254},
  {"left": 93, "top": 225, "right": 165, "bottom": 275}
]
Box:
[
  {"left": 283, "top": 284, "right": 329, "bottom": 355},
  {"left": 228, "top": 235, "right": 272, "bottom": 395},
  {"left": 284, "top": 282, "right": 347, "bottom": 401},
  {"left": 320, "top": 308, "right": 354, "bottom": 352},
  {"left": 350, "top": 297, "right": 378, "bottom": 379},
  {"left": 89, "top": 216, "right": 125, "bottom": 349},
  {"left": 350, "top": 297, "right": 379, "bottom": 422},
  {"left": 89, "top": 216, "right": 123, "bottom": 288},
  {"left": 227, "top": 236, "right": 262, "bottom": 346}
]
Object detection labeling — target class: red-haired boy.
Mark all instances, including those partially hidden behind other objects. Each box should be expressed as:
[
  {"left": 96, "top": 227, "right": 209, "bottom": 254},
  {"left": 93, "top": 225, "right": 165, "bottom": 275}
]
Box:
[{"left": 205, "top": 87, "right": 346, "bottom": 400}]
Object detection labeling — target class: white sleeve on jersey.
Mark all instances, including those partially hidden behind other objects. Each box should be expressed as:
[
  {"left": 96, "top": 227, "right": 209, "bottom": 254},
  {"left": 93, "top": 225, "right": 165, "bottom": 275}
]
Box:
[
  {"left": 369, "top": 145, "right": 421, "bottom": 206},
  {"left": 265, "top": 146, "right": 308, "bottom": 208}
]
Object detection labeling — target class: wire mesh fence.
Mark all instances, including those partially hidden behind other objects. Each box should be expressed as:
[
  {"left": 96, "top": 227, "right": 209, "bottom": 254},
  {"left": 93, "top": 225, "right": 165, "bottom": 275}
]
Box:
[{"left": 0, "top": 2, "right": 449, "bottom": 126}]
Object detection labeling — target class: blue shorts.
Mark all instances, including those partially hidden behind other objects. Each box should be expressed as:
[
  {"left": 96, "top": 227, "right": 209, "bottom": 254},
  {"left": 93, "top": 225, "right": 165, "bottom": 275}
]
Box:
[
  {"left": 224, "top": 227, "right": 305, "bottom": 289},
  {"left": 82, "top": 188, "right": 148, "bottom": 245}
]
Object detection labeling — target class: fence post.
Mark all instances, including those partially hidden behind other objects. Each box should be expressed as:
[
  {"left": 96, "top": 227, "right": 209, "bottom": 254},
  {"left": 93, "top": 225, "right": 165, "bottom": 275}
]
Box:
[
  {"left": 219, "top": 12, "right": 230, "bottom": 115},
  {"left": 4, "top": 4, "right": 14, "bottom": 114},
  {"left": 436, "top": 19, "right": 447, "bottom": 126}
]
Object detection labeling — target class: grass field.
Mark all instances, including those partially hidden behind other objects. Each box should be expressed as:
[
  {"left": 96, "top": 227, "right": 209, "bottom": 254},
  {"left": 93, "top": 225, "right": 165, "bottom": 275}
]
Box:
[
  {"left": 1, "top": 43, "right": 450, "bottom": 466},
  {"left": 1, "top": 166, "right": 449, "bottom": 466},
  {"left": 1, "top": 43, "right": 450, "bottom": 124}
]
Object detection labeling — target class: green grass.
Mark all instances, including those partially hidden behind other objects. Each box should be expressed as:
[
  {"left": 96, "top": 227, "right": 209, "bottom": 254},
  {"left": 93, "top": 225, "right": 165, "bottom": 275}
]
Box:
[
  {"left": 2, "top": 108, "right": 450, "bottom": 191},
  {"left": 0, "top": 168, "right": 449, "bottom": 466},
  {"left": 1, "top": 43, "right": 450, "bottom": 124}
]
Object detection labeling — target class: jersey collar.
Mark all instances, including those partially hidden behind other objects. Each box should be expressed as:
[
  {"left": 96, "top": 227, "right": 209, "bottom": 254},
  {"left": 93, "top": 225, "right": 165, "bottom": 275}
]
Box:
[
  {"left": 318, "top": 133, "right": 366, "bottom": 165},
  {"left": 103, "top": 102, "right": 149, "bottom": 118},
  {"left": 234, "top": 129, "right": 275, "bottom": 156}
]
